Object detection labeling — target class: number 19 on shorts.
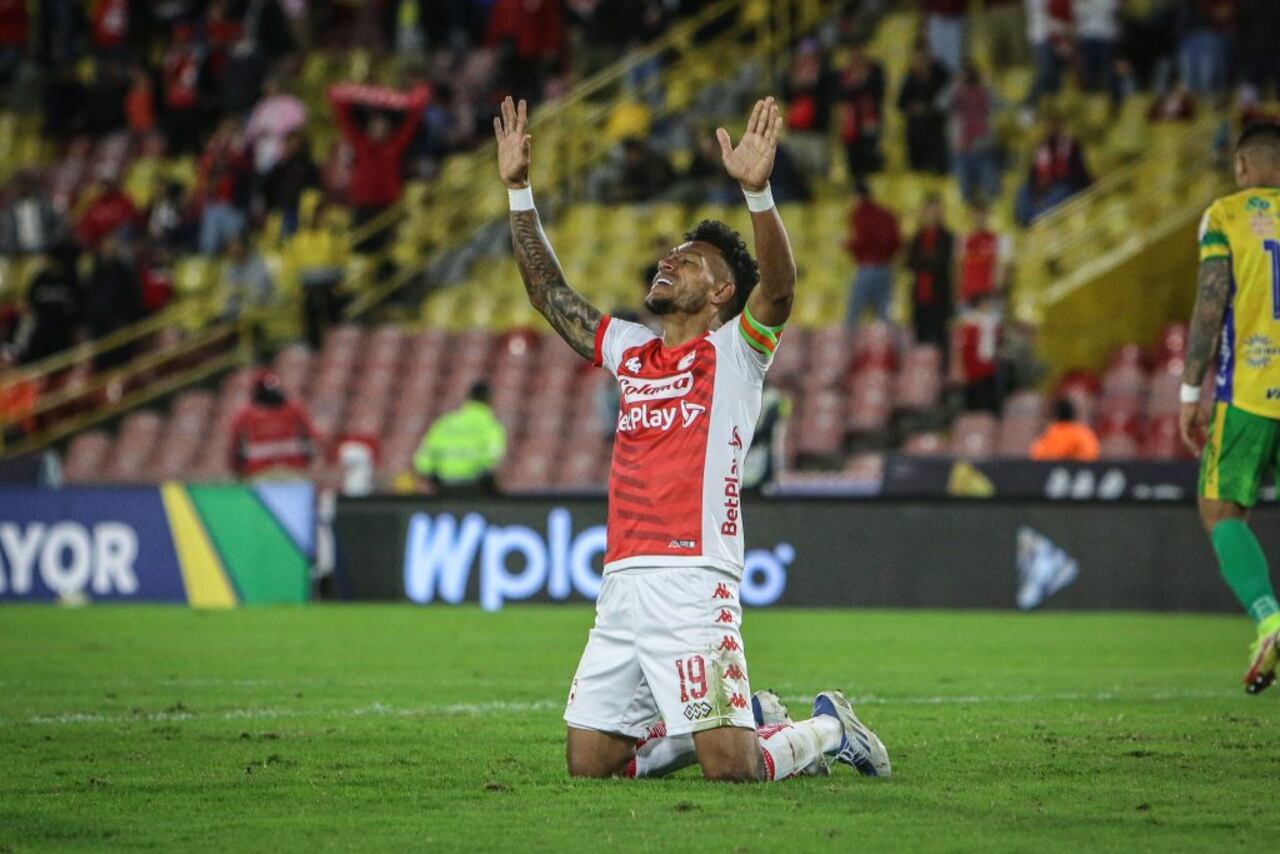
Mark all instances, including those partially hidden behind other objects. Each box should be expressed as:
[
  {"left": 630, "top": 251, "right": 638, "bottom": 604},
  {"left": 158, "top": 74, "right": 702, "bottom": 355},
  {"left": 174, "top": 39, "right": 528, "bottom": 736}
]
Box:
[{"left": 675, "top": 655, "right": 708, "bottom": 702}]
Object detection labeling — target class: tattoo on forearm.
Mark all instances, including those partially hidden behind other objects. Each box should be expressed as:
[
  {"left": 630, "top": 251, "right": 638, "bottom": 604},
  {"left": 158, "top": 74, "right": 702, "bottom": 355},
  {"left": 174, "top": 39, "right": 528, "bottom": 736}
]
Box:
[
  {"left": 510, "top": 210, "right": 601, "bottom": 359},
  {"left": 1183, "top": 257, "right": 1231, "bottom": 387}
]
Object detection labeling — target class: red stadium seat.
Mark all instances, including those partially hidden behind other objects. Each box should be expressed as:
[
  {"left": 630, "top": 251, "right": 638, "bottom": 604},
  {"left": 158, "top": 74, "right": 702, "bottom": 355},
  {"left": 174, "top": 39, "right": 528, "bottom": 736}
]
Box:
[
  {"left": 63, "top": 431, "right": 114, "bottom": 483},
  {"left": 1099, "top": 433, "right": 1139, "bottom": 460},
  {"left": 846, "top": 369, "right": 892, "bottom": 435},
  {"left": 894, "top": 345, "right": 943, "bottom": 412},
  {"left": 901, "top": 432, "right": 948, "bottom": 457}
]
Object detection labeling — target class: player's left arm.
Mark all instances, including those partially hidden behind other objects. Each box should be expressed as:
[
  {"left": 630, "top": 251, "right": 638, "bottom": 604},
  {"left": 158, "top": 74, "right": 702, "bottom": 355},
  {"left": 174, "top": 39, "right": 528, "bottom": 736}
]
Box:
[
  {"left": 1179, "top": 245, "right": 1231, "bottom": 453},
  {"left": 716, "top": 97, "right": 796, "bottom": 328}
]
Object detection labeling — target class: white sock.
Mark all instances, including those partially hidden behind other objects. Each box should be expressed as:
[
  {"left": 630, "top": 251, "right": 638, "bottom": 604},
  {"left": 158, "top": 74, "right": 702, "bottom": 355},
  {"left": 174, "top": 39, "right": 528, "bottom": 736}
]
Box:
[
  {"left": 757, "top": 717, "right": 843, "bottom": 781},
  {"left": 626, "top": 729, "right": 697, "bottom": 778}
]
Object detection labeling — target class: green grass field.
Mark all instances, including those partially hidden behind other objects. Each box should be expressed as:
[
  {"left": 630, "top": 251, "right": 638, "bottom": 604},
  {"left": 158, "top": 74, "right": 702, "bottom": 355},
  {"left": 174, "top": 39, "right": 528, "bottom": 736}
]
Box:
[{"left": 1, "top": 605, "right": 1276, "bottom": 852}]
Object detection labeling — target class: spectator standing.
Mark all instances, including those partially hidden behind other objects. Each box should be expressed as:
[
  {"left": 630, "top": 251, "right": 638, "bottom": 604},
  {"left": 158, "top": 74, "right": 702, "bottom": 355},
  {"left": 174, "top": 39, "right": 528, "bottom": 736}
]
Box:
[
  {"left": 905, "top": 195, "right": 954, "bottom": 351},
  {"left": 89, "top": 0, "right": 131, "bottom": 65},
  {"left": 608, "top": 138, "right": 674, "bottom": 204},
  {"left": 837, "top": 45, "right": 886, "bottom": 180},
  {"left": 898, "top": 44, "right": 951, "bottom": 174},
  {"left": 221, "top": 35, "right": 268, "bottom": 118},
  {"left": 1015, "top": 115, "right": 1091, "bottom": 225},
  {"left": 286, "top": 193, "right": 347, "bottom": 350},
  {"left": 1177, "top": 0, "right": 1236, "bottom": 97},
  {"left": 949, "top": 62, "right": 1002, "bottom": 205},
  {"left": 161, "top": 23, "right": 205, "bottom": 155},
  {"left": 413, "top": 381, "right": 507, "bottom": 494},
  {"left": 230, "top": 369, "right": 317, "bottom": 479},
  {"left": 124, "top": 65, "right": 156, "bottom": 136},
  {"left": 781, "top": 37, "right": 833, "bottom": 177},
  {"left": 221, "top": 232, "right": 274, "bottom": 319},
  {"left": 195, "top": 117, "right": 250, "bottom": 255},
  {"left": 18, "top": 243, "right": 81, "bottom": 364},
  {"left": 950, "top": 291, "right": 1003, "bottom": 412},
  {"left": 75, "top": 177, "right": 141, "bottom": 251},
  {"left": 263, "top": 131, "right": 319, "bottom": 237},
  {"left": 245, "top": 76, "right": 307, "bottom": 177},
  {"left": 2, "top": 171, "right": 65, "bottom": 256},
  {"left": 1075, "top": 0, "right": 1119, "bottom": 93},
  {"left": 485, "top": 0, "right": 565, "bottom": 105},
  {"left": 844, "top": 182, "right": 901, "bottom": 328},
  {"left": 145, "top": 178, "right": 193, "bottom": 251},
  {"left": 328, "top": 82, "right": 429, "bottom": 254},
  {"left": 84, "top": 231, "right": 143, "bottom": 369},
  {"left": 925, "top": 0, "right": 968, "bottom": 74},
  {"left": 1030, "top": 398, "right": 1100, "bottom": 461},
  {"left": 958, "top": 202, "right": 1013, "bottom": 305},
  {"left": 1024, "top": 0, "right": 1074, "bottom": 108}
]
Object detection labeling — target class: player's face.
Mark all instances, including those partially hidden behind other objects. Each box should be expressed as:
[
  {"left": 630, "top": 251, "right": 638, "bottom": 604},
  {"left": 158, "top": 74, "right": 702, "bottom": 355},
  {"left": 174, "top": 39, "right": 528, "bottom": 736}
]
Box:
[{"left": 645, "top": 241, "right": 731, "bottom": 316}]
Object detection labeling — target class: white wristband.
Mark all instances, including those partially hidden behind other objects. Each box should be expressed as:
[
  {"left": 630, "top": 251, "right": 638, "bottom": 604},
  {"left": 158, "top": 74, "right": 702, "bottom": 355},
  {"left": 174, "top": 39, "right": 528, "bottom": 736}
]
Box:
[
  {"left": 508, "top": 185, "right": 534, "bottom": 212},
  {"left": 742, "top": 183, "right": 774, "bottom": 213},
  {"left": 1179, "top": 383, "right": 1202, "bottom": 404}
]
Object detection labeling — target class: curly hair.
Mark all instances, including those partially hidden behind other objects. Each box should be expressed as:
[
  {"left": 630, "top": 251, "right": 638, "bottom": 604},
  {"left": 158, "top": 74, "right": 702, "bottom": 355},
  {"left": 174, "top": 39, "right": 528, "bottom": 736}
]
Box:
[{"left": 685, "top": 219, "right": 760, "bottom": 322}]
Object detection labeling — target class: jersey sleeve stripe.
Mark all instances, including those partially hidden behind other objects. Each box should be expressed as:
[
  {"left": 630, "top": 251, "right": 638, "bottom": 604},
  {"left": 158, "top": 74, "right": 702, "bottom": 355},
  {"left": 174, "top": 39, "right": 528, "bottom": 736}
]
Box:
[
  {"left": 592, "top": 316, "right": 612, "bottom": 368},
  {"left": 739, "top": 314, "right": 775, "bottom": 355},
  {"left": 1200, "top": 231, "right": 1229, "bottom": 248}
]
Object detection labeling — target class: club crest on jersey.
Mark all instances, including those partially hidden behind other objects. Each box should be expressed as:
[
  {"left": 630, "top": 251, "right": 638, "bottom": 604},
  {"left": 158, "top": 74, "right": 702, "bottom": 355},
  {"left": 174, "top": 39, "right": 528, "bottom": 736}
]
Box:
[
  {"left": 678, "top": 351, "right": 696, "bottom": 370},
  {"left": 623, "top": 356, "right": 643, "bottom": 374},
  {"left": 619, "top": 371, "right": 694, "bottom": 403}
]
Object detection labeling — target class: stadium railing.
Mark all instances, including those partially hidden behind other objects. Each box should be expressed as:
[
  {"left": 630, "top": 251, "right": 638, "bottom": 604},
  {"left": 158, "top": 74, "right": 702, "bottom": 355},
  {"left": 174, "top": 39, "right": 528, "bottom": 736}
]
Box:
[{"left": 1014, "top": 113, "right": 1232, "bottom": 373}]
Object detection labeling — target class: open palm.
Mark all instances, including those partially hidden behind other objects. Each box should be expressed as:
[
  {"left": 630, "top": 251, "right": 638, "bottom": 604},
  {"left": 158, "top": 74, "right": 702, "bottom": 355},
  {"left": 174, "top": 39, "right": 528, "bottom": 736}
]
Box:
[
  {"left": 493, "top": 96, "right": 530, "bottom": 189},
  {"left": 716, "top": 97, "right": 783, "bottom": 193}
]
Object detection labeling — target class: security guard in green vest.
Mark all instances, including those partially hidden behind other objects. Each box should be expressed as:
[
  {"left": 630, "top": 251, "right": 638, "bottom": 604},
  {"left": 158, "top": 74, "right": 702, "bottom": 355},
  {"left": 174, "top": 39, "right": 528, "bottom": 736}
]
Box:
[{"left": 413, "top": 382, "right": 507, "bottom": 493}]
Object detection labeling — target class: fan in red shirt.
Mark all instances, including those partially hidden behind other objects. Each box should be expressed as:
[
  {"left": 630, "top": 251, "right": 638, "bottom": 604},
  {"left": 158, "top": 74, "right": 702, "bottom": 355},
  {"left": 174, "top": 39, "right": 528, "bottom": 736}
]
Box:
[
  {"left": 950, "top": 291, "right": 1004, "bottom": 412},
  {"left": 327, "top": 82, "right": 429, "bottom": 253},
  {"left": 844, "top": 182, "right": 901, "bottom": 329},
  {"left": 230, "top": 370, "right": 317, "bottom": 479},
  {"left": 76, "top": 179, "right": 142, "bottom": 250},
  {"left": 957, "top": 202, "right": 1011, "bottom": 305}
]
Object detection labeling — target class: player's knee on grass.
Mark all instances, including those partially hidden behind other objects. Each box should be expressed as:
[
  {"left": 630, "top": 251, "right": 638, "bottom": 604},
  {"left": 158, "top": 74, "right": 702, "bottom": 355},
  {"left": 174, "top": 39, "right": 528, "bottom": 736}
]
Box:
[
  {"left": 694, "top": 726, "right": 765, "bottom": 783},
  {"left": 565, "top": 727, "right": 634, "bottom": 778}
]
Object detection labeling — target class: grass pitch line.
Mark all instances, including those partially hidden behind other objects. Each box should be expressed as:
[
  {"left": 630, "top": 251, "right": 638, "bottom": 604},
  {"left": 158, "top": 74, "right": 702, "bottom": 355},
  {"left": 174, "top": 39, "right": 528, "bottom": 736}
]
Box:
[{"left": 3, "top": 689, "right": 1236, "bottom": 728}]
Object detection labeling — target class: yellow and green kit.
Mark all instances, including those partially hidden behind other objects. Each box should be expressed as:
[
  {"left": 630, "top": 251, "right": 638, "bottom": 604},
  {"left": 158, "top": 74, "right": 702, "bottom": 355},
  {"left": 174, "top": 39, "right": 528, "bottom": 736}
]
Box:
[{"left": 1198, "top": 187, "right": 1280, "bottom": 506}]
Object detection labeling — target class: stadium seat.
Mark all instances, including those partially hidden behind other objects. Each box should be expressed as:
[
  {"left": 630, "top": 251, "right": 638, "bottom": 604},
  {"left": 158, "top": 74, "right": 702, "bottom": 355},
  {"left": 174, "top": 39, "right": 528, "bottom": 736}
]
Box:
[
  {"left": 901, "top": 432, "right": 947, "bottom": 457},
  {"left": 949, "top": 412, "right": 998, "bottom": 461},
  {"left": 62, "top": 431, "right": 114, "bottom": 483}
]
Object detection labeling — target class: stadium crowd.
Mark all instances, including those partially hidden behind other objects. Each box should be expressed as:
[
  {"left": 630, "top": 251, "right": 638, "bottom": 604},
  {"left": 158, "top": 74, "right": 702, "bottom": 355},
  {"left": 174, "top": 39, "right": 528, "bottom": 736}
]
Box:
[{"left": 2, "top": 0, "right": 1278, "bottom": 482}]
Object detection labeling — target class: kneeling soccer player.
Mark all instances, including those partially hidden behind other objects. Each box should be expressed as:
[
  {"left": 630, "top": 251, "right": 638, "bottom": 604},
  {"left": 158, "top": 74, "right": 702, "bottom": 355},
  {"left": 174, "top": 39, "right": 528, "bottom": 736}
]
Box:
[{"left": 495, "top": 94, "right": 890, "bottom": 780}]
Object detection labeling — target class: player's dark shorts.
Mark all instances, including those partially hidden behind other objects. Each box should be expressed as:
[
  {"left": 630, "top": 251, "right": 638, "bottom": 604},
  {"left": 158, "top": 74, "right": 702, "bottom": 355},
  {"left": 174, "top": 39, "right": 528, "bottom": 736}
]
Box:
[{"left": 1199, "top": 403, "right": 1280, "bottom": 507}]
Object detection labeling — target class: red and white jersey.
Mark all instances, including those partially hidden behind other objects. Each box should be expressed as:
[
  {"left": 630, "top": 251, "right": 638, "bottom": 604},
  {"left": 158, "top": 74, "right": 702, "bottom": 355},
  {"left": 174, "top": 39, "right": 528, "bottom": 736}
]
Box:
[{"left": 593, "top": 311, "right": 782, "bottom": 579}]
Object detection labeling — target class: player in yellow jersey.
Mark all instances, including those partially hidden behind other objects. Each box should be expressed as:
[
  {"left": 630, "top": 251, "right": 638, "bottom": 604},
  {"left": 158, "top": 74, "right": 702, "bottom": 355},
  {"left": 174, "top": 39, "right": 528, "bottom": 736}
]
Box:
[{"left": 1181, "top": 122, "right": 1280, "bottom": 694}]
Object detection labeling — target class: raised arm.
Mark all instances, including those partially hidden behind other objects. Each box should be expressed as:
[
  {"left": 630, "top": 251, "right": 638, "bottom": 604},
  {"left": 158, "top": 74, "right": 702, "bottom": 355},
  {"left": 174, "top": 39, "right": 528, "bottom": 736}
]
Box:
[
  {"left": 494, "top": 96, "right": 601, "bottom": 359},
  {"left": 1179, "top": 254, "right": 1231, "bottom": 453},
  {"left": 716, "top": 97, "right": 796, "bottom": 327}
]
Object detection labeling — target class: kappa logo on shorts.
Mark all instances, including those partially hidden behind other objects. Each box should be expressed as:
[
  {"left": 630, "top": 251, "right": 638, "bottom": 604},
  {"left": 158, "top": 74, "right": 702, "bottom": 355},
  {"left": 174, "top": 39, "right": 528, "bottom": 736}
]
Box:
[
  {"left": 712, "top": 583, "right": 732, "bottom": 600},
  {"left": 715, "top": 609, "right": 734, "bottom": 624},
  {"left": 724, "top": 664, "right": 746, "bottom": 681},
  {"left": 683, "top": 701, "right": 714, "bottom": 720},
  {"left": 729, "top": 693, "right": 749, "bottom": 710},
  {"left": 718, "top": 636, "right": 741, "bottom": 652}
]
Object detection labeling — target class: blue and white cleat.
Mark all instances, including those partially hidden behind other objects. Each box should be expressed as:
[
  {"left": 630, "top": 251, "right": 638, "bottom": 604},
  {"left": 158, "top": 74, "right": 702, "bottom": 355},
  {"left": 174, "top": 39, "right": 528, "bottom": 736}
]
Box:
[
  {"left": 812, "top": 690, "right": 891, "bottom": 778},
  {"left": 751, "top": 689, "right": 791, "bottom": 727}
]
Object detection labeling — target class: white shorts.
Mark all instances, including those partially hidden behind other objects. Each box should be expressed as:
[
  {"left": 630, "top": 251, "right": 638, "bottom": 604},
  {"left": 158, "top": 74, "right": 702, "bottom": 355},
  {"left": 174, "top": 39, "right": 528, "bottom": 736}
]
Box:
[{"left": 563, "top": 566, "right": 756, "bottom": 739}]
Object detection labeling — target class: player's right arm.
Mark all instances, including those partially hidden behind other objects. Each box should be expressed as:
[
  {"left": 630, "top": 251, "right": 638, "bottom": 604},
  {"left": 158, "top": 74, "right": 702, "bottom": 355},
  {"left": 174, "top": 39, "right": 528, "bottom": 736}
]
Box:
[
  {"left": 1180, "top": 202, "right": 1232, "bottom": 453},
  {"left": 494, "top": 96, "right": 601, "bottom": 360}
]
